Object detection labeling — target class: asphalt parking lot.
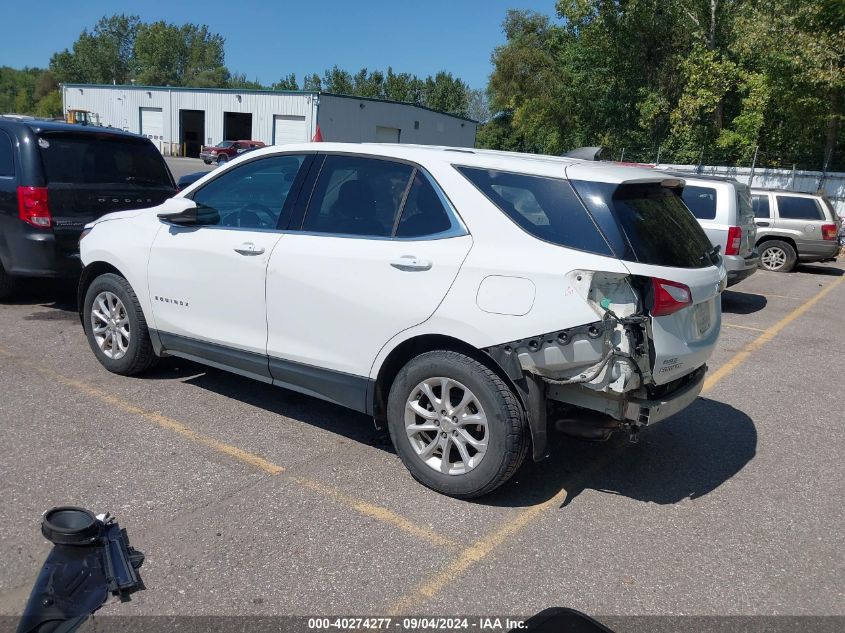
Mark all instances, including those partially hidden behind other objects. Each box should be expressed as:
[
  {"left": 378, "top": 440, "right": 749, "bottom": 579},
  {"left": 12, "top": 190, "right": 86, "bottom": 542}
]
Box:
[{"left": 0, "top": 237, "right": 843, "bottom": 626}]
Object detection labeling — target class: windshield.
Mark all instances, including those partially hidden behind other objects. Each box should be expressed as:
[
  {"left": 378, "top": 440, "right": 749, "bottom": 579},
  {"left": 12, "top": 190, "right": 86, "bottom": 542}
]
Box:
[
  {"left": 572, "top": 180, "right": 715, "bottom": 268},
  {"left": 216, "top": 141, "right": 234, "bottom": 149},
  {"left": 38, "top": 133, "right": 173, "bottom": 187}
]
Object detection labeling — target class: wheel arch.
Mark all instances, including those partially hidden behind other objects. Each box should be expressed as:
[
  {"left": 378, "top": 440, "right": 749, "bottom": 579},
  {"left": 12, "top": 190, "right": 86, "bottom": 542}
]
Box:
[
  {"left": 371, "top": 333, "right": 548, "bottom": 461},
  {"left": 756, "top": 234, "right": 797, "bottom": 253},
  {"left": 77, "top": 261, "right": 127, "bottom": 326}
]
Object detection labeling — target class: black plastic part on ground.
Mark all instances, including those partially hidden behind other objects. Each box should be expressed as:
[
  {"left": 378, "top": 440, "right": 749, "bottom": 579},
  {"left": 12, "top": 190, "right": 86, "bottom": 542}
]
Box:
[{"left": 16, "top": 508, "right": 144, "bottom": 633}]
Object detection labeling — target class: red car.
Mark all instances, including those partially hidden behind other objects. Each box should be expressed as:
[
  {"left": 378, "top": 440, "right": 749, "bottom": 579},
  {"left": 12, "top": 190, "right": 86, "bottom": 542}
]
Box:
[{"left": 199, "top": 139, "right": 266, "bottom": 165}]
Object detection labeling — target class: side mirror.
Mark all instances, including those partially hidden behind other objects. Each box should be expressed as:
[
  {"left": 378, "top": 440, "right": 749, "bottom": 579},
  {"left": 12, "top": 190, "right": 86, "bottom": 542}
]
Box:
[{"left": 156, "top": 197, "right": 201, "bottom": 225}]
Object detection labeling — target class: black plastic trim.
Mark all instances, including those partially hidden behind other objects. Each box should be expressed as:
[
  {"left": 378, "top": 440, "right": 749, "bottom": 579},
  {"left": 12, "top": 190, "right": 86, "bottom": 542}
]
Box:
[{"left": 157, "top": 331, "right": 372, "bottom": 414}]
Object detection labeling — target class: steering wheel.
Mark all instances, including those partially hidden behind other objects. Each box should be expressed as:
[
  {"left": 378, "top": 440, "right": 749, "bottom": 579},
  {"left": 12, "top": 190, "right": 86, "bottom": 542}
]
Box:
[{"left": 221, "top": 203, "right": 276, "bottom": 229}]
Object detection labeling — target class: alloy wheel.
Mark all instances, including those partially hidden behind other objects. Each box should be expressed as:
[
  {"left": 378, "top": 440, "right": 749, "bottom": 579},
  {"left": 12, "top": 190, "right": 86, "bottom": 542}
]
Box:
[
  {"left": 404, "top": 377, "right": 489, "bottom": 475},
  {"left": 761, "top": 246, "right": 787, "bottom": 270},
  {"left": 91, "top": 291, "right": 130, "bottom": 360}
]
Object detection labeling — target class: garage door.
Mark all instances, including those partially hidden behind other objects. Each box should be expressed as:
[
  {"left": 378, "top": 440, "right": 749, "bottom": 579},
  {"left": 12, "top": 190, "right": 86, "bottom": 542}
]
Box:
[
  {"left": 375, "top": 126, "right": 401, "bottom": 143},
  {"left": 140, "top": 107, "right": 164, "bottom": 150},
  {"left": 273, "top": 115, "right": 307, "bottom": 145}
]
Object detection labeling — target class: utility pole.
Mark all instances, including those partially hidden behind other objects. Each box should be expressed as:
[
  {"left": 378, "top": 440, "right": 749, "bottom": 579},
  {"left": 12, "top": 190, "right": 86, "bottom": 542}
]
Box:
[
  {"left": 619, "top": 148, "right": 625, "bottom": 162},
  {"left": 655, "top": 145, "right": 661, "bottom": 166}
]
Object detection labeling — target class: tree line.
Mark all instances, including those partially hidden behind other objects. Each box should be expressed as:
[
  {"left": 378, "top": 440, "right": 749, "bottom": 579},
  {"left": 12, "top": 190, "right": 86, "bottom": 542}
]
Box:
[
  {"left": 479, "top": 0, "right": 845, "bottom": 170},
  {"left": 0, "top": 14, "right": 477, "bottom": 120}
]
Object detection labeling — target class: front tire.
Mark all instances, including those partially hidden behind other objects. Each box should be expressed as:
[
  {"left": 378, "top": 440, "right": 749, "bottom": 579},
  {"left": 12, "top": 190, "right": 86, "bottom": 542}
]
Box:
[
  {"left": 759, "top": 240, "right": 797, "bottom": 272},
  {"left": 217, "top": 154, "right": 228, "bottom": 165},
  {"left": 83, "top": 273, "right": 158, "bottom": 375},
  {"left": 387, "top": 351, "right": 527, "bottom": 498}
]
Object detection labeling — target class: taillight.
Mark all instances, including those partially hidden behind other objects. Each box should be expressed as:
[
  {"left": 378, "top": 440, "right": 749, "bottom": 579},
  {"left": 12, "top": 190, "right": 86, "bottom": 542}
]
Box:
[
  {"left": 17, "top": 186, "right": 52, "bottom": 229},
  {"left": 821, "top": 224, "right": 837, "bottom": 241},
  {"left": 651, "top": 278, "right": 692, "bottom": 317},
  {"left": 725, "top": 226, "right": 742, "bottom": 255}
]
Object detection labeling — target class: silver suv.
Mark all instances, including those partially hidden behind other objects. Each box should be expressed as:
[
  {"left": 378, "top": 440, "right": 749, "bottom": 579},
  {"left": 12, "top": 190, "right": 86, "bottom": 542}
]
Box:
[
  {"left": 675, "top": 174, "right": 759, "bottom": 286},
  {"left": 750, "top": 189, "right": 841, "bottom": 272}
]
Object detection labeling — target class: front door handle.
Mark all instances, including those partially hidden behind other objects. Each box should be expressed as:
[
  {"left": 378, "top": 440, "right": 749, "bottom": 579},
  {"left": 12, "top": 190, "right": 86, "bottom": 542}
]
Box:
[
  {"left": 234, "top": 242, "right": 265, "bottom": 256},
  {"left": 390, "top": 255, "right": 432, "bottom": 271},
  {"left": 755, "top": 221, "right": 770, "bottom": 227}
]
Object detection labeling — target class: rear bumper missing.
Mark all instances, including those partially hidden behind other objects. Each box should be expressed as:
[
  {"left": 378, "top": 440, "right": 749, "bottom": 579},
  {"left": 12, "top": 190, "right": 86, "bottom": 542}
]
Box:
[{"left": 624, "top": 365, "right": 705, "bottom": 427}]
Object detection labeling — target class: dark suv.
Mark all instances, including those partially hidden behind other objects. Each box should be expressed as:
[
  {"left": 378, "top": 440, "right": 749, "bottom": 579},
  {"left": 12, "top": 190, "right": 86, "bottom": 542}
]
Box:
[{"left": 0, "top": 118, "right": 175, "bottom": 298}]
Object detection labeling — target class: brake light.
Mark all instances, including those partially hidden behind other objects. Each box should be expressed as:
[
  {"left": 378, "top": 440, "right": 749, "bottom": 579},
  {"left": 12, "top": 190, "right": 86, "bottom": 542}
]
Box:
[
  {"left": 651, "top": 278, "right": 692, "bottom": 317},
  {"left": 725, "top": 226, "right": 742, "bottom": 255},
  {"left": 17, "top": 186, "right": 52, "bottom": 228},
  {"left": 821, "top": 224, "right": 837, "bottom": 240}
]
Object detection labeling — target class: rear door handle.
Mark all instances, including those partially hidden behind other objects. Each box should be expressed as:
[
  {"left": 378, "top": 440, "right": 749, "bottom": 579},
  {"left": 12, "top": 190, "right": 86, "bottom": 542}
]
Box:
[
  {"left": 234, "top": 242, "right": 265, "bottom": 256},
  {"left": 390, "top": 255, "right": 432, "bottom": 271},
  {"left": 755, "top": 221, "right": 770, "bottom": 227}
]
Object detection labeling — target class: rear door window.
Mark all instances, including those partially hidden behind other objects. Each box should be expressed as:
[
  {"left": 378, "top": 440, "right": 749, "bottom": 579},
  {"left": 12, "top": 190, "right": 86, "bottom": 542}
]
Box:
[
  {"left": 395, "top": 171, "right": 456, "bottom": 237},
  {"left": 776, "top": 196, "right": 824, "bottom": 220},
  {"left": 681, "top": 185, "right": 717, "bottom": 220},
  {"left": 301, "top": 155, "right": 414, "bottom": 237},
  {"left": 456, "top": 167, "right": 612, "bottom": 255},
  {"left": 38, "top": 133, "right": 172, "bottom": 187},
  {"left": 752, "top": 194, "right": 770, "bottom": 218}
]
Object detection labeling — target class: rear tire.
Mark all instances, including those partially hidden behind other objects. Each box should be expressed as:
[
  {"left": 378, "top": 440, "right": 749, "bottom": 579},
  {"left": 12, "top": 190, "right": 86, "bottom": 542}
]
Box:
[
  {"left": 759, "top": 240, "right": 797, "bottom": 272},
  {"left": 0, "top": 263, "right": 16, "bottom": 300},
  {"left": 387, "top": 350, "right": 527, "bottom": 498},
  {"left": 83, "top": 273, "right": 158, "bottom": 375}
]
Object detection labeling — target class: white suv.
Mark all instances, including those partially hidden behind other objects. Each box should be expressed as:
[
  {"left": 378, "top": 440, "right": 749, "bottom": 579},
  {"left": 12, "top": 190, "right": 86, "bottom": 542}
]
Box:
[{"left": 78, "top": 143, "right": 725, "bottom": 498}]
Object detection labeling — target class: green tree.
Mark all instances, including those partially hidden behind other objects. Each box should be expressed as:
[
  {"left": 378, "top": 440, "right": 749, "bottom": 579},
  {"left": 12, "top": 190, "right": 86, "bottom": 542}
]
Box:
[
  {"left": 133, "top": 21, "right": 226, "bottom": 86},
  {"left": 50, "top": 14, "right": 140, "bottom": 84},
  {"left": 272, "top": 73, "right": 299, "bottom": 90}
]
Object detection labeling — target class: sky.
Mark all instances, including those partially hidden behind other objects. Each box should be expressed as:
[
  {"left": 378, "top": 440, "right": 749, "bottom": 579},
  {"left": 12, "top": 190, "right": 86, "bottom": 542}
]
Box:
[{"left": 2, "top": 0, "right": 558, "bottom": 89}]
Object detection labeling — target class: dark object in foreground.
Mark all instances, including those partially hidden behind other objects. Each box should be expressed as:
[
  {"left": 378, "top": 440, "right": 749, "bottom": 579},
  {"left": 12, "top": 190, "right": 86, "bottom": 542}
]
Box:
[
  {"left": 516, "top": 608, "right": 615, "bottom": 632},
  {"left": 17, "top": 507, "right": 144, "bottom": 633}
]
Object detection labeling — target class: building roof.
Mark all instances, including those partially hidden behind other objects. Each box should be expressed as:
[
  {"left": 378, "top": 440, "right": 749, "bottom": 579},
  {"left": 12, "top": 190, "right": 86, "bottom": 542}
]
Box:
[{"left": 61, "top": 83, "right": 478, "bottom": 124}]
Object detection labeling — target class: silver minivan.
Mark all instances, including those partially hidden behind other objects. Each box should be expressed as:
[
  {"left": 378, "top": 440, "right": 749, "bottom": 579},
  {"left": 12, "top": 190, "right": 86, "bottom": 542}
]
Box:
[
  {"left": 675, "top": 174, "right": 759, "bottom": 286},
  {"left": 750, "top": 189, "right": 841, "bottom": 272}
]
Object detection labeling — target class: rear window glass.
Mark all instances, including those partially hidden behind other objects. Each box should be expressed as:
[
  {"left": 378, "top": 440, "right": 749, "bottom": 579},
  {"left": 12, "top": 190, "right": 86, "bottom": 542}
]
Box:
[
  {"left": 572, "top": 180, "right": 714, "bottom": 269},
  {"left": 456, "top": 167, "right": 612, "bottom": 256},
  {"left": 38, "top": 133, "right": 172, "bottom": 187},
  {"left": 681, "top": 185, "right": 717, "bottom": 220},
  {"left": 776, "top": 196, "right": 824, "bottom": 220},
  {"left": 396, "top": 172, "right": 455, "bottom": 237},
  {"left": 752, "top": 194, "right": 770, "bottom": 218}
]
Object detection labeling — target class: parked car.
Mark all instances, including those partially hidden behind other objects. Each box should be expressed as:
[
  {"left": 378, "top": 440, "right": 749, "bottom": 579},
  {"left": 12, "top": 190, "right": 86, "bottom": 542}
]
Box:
[
  {"left": 199, "top": 140, "right": 266, "bottom": 165},
  {"left": 750, "top": 189, "right": 841, "bottom": 272},
  {"left": 176, "top": 171, "right": 211, "bottom": 192},
  {"left": 669, "top": 174, "right": 759, "bottom": 286},
  {"left": 0, "top": 117, "right": 176, "bottom": 299},
  {"left": 78, "top": 143, "right": 724, "bottom": 497}
]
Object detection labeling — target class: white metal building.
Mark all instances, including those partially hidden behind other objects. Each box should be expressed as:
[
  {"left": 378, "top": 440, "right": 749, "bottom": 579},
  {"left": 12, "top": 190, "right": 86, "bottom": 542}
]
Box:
[{"left": 61, "top": 84, "right": 477, "bottom": 157}]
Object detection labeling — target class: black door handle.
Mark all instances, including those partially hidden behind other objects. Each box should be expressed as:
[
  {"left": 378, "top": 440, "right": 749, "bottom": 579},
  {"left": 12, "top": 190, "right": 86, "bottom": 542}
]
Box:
[{"left": 755, "top": 221, "right": 770, "bottom": 227}]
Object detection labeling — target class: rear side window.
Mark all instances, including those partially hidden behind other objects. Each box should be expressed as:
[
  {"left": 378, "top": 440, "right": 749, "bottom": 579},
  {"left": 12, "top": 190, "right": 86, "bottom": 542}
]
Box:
[
  {"left": 752, "top": 195, "right": 770, "bottom": 218},
  {"left": 302, "top": 155, "right": 414, "bottom": 237},
  {"left": 38, "top": 133, "right": 172, "bottom": 187},
  {"left": 572, "top": 180, "right": 714, "bottom": 269},
  {"left": 681, "top": 185, "right": 717, "bottom": 220},
  {"left": 457, "top": 167, "right": 612, "bottom": 256},
  {"left": 776, "top": 196, "right": 824, "bottom": 220},
  {"left": 0, "top": 130, "right": 14, "bottom": 177}
]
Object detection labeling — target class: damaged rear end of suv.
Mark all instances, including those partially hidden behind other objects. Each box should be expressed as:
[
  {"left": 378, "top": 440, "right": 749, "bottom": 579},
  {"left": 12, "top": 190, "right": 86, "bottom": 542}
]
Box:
[{"left": 385, "top": 154, "right": 725, "bottom": 496}]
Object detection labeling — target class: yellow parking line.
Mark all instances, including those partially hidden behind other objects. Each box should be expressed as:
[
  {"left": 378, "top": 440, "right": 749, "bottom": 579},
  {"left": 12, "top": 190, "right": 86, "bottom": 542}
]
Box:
[
  {"left": 388, "top": 487, "right": 569, "bottom": 615},
  {"left": 0, "top": 345, "right": 458, "bottom": 547},
  {"left": 703, "top": 276, "right": 844, "bottom": 393},
  {"left": 289, "top": 476, "right": 460, "bottom": 549},
  {"left": 722, "top": 323, "right": 767, "bottom": 333}
]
